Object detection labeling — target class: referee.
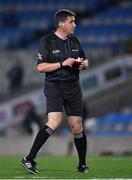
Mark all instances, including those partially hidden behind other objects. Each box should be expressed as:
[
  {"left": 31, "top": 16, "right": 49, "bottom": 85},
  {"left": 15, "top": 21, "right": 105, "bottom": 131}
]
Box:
[{"left": 21, "top": 9, "right": 89, "bottom": 174}]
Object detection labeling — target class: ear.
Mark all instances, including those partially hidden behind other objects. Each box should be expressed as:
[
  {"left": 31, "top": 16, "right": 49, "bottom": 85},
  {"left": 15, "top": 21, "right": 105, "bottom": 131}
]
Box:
[{"left": 59, "top": 22, "right": 64, "bottom": 27}]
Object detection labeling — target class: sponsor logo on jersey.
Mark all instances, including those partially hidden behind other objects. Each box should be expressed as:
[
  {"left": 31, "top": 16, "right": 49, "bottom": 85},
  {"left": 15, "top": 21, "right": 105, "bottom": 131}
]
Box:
[
  {"left": 52, "top": 50, "right": 60, "bottom": 53},
  {"left": 72, "top": 49, "right": 79, "bottom": 52}
]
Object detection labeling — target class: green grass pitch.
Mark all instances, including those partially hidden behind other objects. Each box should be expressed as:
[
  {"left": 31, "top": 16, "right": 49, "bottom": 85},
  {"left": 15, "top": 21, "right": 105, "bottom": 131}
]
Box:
[{"left": 0, "top": 155, "right": 132, "bottom": 179}]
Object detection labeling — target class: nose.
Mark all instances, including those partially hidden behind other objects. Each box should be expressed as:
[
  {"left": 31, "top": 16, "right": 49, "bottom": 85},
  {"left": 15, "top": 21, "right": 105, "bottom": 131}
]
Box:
[{"left": 74, "top": 22, "right": 76, "bottom": 27}]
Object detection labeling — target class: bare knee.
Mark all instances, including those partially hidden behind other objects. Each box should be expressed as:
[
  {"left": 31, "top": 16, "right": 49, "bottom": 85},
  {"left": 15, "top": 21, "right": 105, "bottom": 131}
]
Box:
[
  {"left": 46, "top": 112, "right": 62, "bottom": 130},
  {"left": 70, "top": 124, "right": 82, "bottom": 133},
  {"left": 68, "top": 116, "right": 83, "bottom": 133}
]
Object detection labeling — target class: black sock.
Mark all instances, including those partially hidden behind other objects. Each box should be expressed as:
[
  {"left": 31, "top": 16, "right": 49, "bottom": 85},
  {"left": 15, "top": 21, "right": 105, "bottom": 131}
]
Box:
[
  {"left": 26, "top": 125, "right": 53, "bottom": 160},
  {"left": 74, "top": 131, "right": 87, "bottom": 166}
]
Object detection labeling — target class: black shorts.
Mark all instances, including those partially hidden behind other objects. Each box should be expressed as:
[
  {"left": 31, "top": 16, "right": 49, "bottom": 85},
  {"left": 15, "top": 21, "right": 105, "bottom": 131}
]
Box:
[{"left": 44, "top": 81, "right": 82, "bottom": 116}]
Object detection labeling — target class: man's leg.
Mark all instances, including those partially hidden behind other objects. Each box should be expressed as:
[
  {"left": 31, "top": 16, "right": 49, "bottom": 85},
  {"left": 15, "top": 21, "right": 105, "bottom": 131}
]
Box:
[
  {"left": 21, "top": 112, "right": 62, "bottom": 174},
  {"left": 68, "top": 116, "right": 88, "bottom": 173}
]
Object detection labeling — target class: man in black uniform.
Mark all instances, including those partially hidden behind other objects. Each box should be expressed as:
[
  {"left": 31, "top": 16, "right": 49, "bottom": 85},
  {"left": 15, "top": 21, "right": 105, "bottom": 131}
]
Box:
[{"left": 21, "top": 9, "right": 89, "bottom": 174}]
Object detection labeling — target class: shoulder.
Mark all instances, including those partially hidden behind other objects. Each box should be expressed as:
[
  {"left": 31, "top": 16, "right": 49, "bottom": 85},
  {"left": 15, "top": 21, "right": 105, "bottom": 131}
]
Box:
[
  {"left": 40, "top": 33, "right": 57, "bottom": 43},
  {"left": 40, "top": 33, "right": 52, "bottom": 43}
]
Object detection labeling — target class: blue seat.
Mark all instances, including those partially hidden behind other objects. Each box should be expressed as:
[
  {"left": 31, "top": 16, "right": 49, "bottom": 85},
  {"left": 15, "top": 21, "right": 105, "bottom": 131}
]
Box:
[
  {"left": 0, "top": 27, "right": 35, "bottom": 48},
  {"left": 91, "top": 112, "right": 132, "bottom": 136},
  {"left": 17, "top": 11, "right": 53, "bottom": 21}
]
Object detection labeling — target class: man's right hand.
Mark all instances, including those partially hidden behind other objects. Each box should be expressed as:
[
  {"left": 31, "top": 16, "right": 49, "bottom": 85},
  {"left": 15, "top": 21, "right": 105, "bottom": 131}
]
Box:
[{"left": 62, "top": 58, "right": 75, "bottom": 67}]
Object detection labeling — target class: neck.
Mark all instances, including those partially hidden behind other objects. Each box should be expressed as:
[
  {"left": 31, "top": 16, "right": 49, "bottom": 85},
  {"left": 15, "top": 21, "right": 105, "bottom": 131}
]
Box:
[{"left": 55, "top": 29, "right": 68, "bottom": 40}]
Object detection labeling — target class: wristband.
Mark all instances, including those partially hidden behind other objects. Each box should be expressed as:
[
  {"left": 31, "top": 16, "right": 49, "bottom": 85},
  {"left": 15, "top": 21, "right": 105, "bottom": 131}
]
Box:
[{"left": 60, "top": 61, "right": 63, "bottom": 68}]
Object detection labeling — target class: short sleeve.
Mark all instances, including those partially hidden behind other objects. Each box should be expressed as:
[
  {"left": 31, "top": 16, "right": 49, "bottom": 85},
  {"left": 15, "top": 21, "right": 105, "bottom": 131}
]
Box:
[
  {"left": 74, "top": 37, "right": 87, "bottom": 60},
  {"left": 80, "top": 48, "right": 87, "bottom": 60},
  {"left": 37, "top": 38, "right": 49, "bottom": 64}
]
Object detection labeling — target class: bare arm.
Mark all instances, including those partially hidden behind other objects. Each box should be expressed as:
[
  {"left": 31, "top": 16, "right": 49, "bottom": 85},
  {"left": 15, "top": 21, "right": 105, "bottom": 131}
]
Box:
[
  {"left": 37, "top": 58, "right": 75, "bottom": 73},
  {"left": 37, "top": 62, "right": 61, "bottom": 72}
]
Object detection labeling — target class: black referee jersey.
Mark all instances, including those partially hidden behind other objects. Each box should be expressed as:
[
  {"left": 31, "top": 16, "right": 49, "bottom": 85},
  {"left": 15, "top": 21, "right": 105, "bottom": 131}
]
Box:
[{"left": 37, "top": 32, "right": 87, "bottom": 83}]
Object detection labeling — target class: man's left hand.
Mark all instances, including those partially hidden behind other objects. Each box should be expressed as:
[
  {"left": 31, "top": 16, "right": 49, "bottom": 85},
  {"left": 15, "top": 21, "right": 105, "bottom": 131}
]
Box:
[{"left": 79, "top": 59, "right": 88, "bottom": 70}]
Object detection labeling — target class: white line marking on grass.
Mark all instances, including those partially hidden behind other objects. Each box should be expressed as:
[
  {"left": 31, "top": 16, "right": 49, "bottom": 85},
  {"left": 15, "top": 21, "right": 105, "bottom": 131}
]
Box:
[
  {"left": 13, "top": 177, "right": 56, "bottom": 179},
  {"left": 3, "top": 176, "right": 132, "bottom": 180}
]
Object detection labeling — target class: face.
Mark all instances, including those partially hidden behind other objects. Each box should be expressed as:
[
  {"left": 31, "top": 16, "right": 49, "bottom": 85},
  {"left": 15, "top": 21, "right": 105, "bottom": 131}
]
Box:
[{"left": 62, "top": 16, "right": 76, "bottom": 35}]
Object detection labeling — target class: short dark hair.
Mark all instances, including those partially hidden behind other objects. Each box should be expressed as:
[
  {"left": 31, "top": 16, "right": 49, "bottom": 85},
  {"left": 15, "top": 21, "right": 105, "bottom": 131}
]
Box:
[{"left": 55, "top": 9, "right": 76, "bottom": 27}]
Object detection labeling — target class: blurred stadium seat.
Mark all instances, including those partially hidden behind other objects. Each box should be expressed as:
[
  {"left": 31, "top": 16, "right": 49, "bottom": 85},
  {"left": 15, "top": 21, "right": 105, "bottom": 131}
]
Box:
[
  {"left": 90, "top": 112, "right": 132, "bottom": 136},
  {"left": 0, "top": 0, "right": 131, "bottom": 54}
]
